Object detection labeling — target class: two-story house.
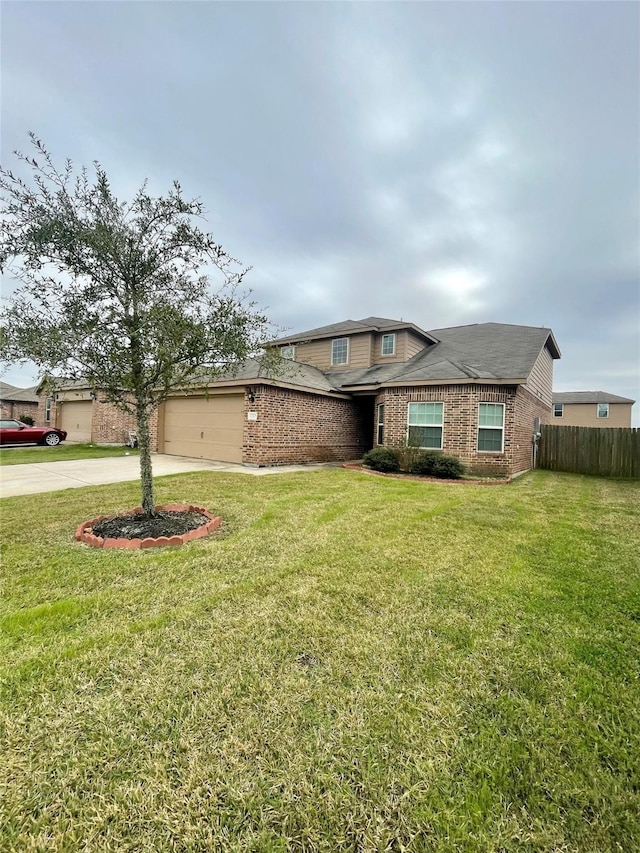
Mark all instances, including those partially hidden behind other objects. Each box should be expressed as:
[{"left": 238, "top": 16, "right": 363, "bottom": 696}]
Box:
[
  {"left": 159, "top": 316, "right": 560, "bottom": 476},
  {"left": 552, "top": 391, "right": 635, "bottom": 428},
  {"left": 40, "top": 316, "right": 561, "bottom": 477}
]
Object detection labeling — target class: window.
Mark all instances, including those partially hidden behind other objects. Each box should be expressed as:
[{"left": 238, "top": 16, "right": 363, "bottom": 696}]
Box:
[
  {"left": 407, "top": 402, "right": 443, "bottom": 449},
  {"left": 553, "top": 403, "right": 563, "bottom": 418},
  {"left": 377, "top": 403, "right": 384, "bottom": 445},
  {"left": 281, "top": 345, "right": 295, "bottom": 360},
  {"left": 597, "top": 403, "right": 609, "bottom": 419},
  {"left": 331, "top": 337, "right": 349, "bottom": 365},
  {"left": 478, "top": 403, "right": 505, "bottom": 452},
  {"left": 45, "top": 396, "right": 53, "bottom": 423},
  {"left": 381, "top": 333, "right": 396, "bottom": 356}
]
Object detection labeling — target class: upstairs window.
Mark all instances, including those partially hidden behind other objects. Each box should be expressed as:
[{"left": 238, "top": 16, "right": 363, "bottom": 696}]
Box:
[
  {"left": 553, "top": 403, "right": 563, "bottom": 418},
  {"left": 478, "top": 403, "right": 504, "bottom": 452},
  {"left": 281, "top": 345, "right": 296, "bottom": 360},
  {"left": 381, "top": 333, "right": 396, "bottom": 356},
  {"left": 331, "top": 337, "right": 349, "bottom": 365},
  {"left": 407, "top": 402, "right": 443, "bottom": 449},
  {"left": 597, "top": 403, "right": 609, "bottom": 419}
]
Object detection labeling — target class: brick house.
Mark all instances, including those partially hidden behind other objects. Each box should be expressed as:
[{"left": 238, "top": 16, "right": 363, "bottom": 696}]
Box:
[
  {"left": 552, "top": 391, "right": 635, "bottom": 428},
  {"left": 266, "top": 318, "right": 560, "bottom": 476},
  {"left": 35, "top": 381, "right": 145, "bottom": 446},
  {"left": 38, "top": 317, "right": 561, "bottom": 477},
  {"left": 0, "top": 381, "right": 40, "bottom": 422}
]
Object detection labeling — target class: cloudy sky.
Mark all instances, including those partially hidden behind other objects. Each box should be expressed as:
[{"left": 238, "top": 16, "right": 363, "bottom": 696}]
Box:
[{"left": 2, "top": 1, "right": 639, "bottom": 421}]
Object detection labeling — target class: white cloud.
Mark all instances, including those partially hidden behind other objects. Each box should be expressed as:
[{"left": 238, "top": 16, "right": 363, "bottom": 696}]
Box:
[
  {"left": 424, "top": 266, "right": 487, "bottom": 315},
  {"left": 1, "top": 1, "right": 637, "bottom": 418}
]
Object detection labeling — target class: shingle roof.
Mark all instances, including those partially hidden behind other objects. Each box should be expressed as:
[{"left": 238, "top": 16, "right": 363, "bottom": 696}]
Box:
[
  {"left": 0, "top": 381, "right": 40, "bottom": 403},
  {"left": 35, "top": 377, "right": 91, "bottom": 393},
  {"left": 336, "top": 323, "right": 560, "bottom": 388},
  {"left": 270, "top": 317, "right": 437, "bottom": 346},
  {"left": 39, "top": 362, "right": 346, "bottom": 398},
  {"left": 553, "top": 391, "right": 635, "bottom": 404},
  {"left": 32, "top": 322, "right": 564, "bottom": 401},
  {"left": 183, "top": 358, "right": 346, "bottom": 395},
  {"left": 222, "top": 358, "right": 345, "bottom": 394},
  {"left": 271, "top": 319, "right": 559, "bottom": 387}
]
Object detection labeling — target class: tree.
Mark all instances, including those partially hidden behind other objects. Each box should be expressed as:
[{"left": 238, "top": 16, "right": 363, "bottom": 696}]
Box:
[{"left": 0, "top": 134, "right": 274, "bottom": 515}]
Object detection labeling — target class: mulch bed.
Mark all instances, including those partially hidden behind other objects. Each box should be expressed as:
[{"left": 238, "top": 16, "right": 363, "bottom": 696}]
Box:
[
  {"left": 76, "top": 504, "right": 222, "bottom": 549},
  {"left": 342, "top": 463, "right": 510, "bottom": 485},
  {"left": 93, "top": 510, "right": 209, "bottom": 540}
]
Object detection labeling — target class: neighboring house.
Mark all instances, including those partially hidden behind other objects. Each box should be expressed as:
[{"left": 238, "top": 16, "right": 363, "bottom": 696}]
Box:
[
  {"left": 35, "top": 379, "right": 140, "bottom": 445},
  {"left": 37, "top": 317, "right": 561, "bottom": 476},
  {"left": 0, "top": 381, "right": 40, "bottom": 422},
  {"left": 552, "top": 391, "right": 635, "bottom": 428}
]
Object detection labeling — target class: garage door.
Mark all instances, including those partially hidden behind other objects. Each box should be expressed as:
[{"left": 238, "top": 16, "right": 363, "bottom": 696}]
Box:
[
  {"left": 60, "top": 400, "right": 92, "bottom": 443},
  {"left": 163, "top": 395, "right": 244, "bottom": 463}
]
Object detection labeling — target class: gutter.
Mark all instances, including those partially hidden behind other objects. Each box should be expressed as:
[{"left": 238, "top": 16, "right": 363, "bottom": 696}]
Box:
[
  {"left": 167, "top": 377, "right": 352, "bottom": 401},
  {"left": 340, "top": 377, "right": 528, "bottom": 392}
]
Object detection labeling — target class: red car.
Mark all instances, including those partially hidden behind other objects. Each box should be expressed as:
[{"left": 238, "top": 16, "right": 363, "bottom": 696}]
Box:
[{"left": 0, "top": 419, "right": 67, "bottom": 446}]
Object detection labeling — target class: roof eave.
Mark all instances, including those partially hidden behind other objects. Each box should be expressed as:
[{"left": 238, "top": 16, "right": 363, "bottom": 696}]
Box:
[
  {"left": 384, "top": 322, "right": 439, "bottom": 344},
  {"left": 268, "top": 322, "right": 438, "bottom": 347},
  {"left": 339, "top": 376, "right": 528, "bottom": 391},
  {"left": 172, "top": 376, "right": 351, "bottom": 400},
  {"left": 265, "top": 324, "right": 369, "bottom": 346},
  {"left": 545, "top": 331, "right": 562, "bottom": 359}
]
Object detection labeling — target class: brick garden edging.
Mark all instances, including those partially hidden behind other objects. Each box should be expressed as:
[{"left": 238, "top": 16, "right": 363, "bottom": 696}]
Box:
[
  {"left": 342, "top": 463, "right": 510, "bottom": 486},
  {"left": 75, "top": 504, "right": 222, "bottom": 549}
]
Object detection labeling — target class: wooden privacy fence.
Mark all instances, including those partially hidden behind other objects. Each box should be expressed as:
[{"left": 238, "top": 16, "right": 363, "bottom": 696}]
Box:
[{"left": 537, "top": 425, "right": 640, "bottom": 478}]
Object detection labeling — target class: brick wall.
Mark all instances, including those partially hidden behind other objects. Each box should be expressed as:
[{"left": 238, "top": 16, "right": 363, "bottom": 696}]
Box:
[
  {"left": 90, "top": 397, "right": 159, "bottom": 450},
  {"left": 376, "top": 384, "right": 551, "bottom": 476},
  {"left": 243, "top": 385, "right": 366, "bottom": 465},
  {"left": 32, "top": 381, "right": 550, "bottom": 473},
  {"left": 512, "top": 386, "right": 552, "bottom": 475},
  {"left": 1, "top": 400, "right": 39, "bottom": 421},
  {"left": 36, "top": 394, "right": 57, "bottom": 427}
]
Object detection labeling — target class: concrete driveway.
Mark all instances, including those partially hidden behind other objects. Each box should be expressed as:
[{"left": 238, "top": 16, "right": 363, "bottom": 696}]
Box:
[{"left": 0, "top": 453, "right": 335, "bottom": 497}]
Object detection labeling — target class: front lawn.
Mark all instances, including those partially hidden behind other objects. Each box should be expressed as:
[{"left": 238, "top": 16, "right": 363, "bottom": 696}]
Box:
[
  {"left": 0, "top": 442, "right": 138, "bottom": 466},
  {"left": 1, "top": 470, "right": 639, "bottom": 851}
]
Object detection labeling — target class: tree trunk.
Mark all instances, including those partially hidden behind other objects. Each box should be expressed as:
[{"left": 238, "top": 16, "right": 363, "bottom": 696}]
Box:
[{"left": 135, "top": 399, "right": 155, "bottom": 516}]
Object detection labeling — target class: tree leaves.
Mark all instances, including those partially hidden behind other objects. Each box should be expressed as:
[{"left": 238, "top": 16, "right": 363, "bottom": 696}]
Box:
[{"left": 0, "top": 134, "right": 276, "bottom": 514}]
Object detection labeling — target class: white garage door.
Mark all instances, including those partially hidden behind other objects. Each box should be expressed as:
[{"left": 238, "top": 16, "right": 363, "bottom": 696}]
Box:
[
  {"left": 60, "top": 401, "right": 92, "bottom": 443},
  {"left": 163, "top": 395, "right": 244, "bottom": 463}
]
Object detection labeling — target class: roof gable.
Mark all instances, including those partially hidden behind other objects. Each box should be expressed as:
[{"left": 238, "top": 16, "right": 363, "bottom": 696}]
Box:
[{"left": 270, "top": 317, "right": 438, "bottom": 346}]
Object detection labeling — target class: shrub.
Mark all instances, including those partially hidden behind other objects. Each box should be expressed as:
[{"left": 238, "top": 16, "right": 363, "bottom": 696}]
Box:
[
  {"left": 391, "top": 441, "right": 423, "bottom": 473},
  {"left": 19, "top": 414, "right": 35, "bottom": 426},
  {"left": 409, "top": 451, "right": 439, "bottom": 476},
  {"left": 432, "top": 454, "right": 466, "bottom": 479},
  {"left": 363, "top": 447, "right": 400, "bottom": 473}
]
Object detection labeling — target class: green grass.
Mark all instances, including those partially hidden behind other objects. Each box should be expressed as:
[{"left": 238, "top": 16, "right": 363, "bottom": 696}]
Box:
[
  {"left": 0, "top": 443, "right": 139, "bottom": 466},
  {"left": 1, "top": 470, "right": 639, "bottom": 852}
]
